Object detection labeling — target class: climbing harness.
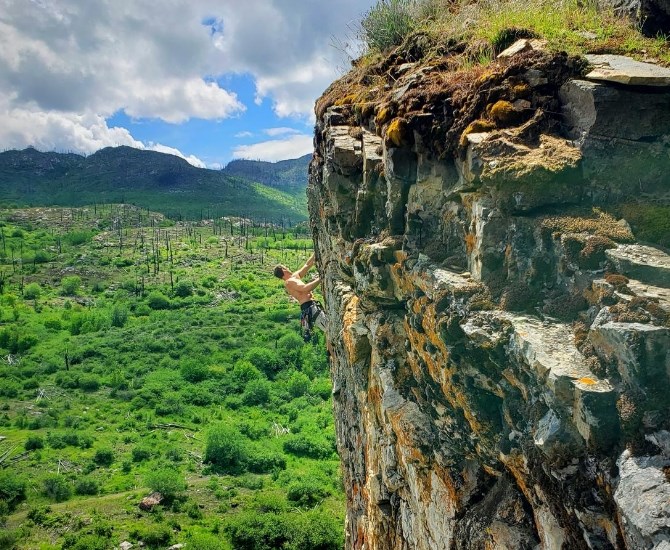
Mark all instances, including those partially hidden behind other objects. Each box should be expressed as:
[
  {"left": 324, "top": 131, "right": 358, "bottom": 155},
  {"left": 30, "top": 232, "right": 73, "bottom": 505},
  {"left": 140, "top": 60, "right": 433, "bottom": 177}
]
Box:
[{"left": 300, "top": 300, "right": 325, "bottom": 342}]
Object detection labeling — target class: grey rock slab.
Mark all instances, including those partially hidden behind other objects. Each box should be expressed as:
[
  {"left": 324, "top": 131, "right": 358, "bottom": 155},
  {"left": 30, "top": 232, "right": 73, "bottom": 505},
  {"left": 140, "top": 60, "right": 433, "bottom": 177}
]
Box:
[
  {"left": 585, "top": 54, "right": 670, "bottom": 86},
  {"left": 606, "top": 244, "right": 670, "bottom": 288},
  {"left": 508, "top": 316, "right": 595, "bottom": 400},
  {"left": 614, "top": 450, "right": 670, "bottom": 549},
  {"left": 627, "top": 279, "right": 670, "bottom": 312},
  {"left": 328, "top": 126, "right": 362, "bottom": 175},
  {"left": 589, "top": 321, "right": 670, "bottom": 390}
]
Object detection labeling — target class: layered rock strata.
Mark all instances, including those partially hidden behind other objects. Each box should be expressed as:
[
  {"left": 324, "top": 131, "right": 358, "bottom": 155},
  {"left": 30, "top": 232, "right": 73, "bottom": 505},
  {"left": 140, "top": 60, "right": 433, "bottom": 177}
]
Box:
[{"left": 309, "top": 49, "right": 670, "bottom": 549}]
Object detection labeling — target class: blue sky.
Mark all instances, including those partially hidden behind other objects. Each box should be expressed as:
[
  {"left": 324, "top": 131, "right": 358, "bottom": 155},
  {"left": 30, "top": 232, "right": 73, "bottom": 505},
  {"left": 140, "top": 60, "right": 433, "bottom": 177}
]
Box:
[{"left": 0, "top": 0, "right": 376, "bottom": 167}]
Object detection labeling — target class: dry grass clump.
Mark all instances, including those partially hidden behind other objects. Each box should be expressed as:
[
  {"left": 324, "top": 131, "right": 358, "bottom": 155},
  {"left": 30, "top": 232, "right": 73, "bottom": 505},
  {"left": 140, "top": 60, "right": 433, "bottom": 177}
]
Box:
[
  {"left": 541, "top": 208, "right": 635, "bottom": 242},
  {"left": 604, "top": 272, "right": 629, "bottom": 290}
]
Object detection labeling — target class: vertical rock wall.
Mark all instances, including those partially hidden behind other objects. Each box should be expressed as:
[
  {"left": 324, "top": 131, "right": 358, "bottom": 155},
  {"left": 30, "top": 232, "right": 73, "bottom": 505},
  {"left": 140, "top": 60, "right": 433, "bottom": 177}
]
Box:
[{"left": 308, "top": 50, "right": 670, "bottom": 549}]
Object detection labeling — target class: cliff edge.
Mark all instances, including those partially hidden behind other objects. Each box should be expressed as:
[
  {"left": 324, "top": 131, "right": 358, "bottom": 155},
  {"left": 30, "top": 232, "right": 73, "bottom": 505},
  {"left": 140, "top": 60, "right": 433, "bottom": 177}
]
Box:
[{"left": 308, "top": 32, "right": 670, "bottom": 550}]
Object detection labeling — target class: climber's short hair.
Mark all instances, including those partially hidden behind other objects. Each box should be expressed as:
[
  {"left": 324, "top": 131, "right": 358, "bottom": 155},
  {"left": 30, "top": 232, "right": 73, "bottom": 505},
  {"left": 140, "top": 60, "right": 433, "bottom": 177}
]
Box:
[{"left": 273, "top": 265, "right": 285, "bottom": 278}]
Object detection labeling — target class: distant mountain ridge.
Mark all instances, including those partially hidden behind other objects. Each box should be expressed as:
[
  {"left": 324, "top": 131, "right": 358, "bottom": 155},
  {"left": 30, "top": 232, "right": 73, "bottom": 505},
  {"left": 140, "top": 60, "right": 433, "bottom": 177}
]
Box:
[
  {"left": 0, "top": 146, "right": 309, "bottom": 221},
  {"left": 224, "top": 154, "right": 311, "bottom": 191}
]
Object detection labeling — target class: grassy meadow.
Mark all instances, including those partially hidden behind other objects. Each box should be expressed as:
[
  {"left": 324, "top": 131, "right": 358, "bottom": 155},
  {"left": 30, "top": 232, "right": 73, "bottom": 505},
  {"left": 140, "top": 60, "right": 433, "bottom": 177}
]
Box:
[{"left": 0, "top": 205, "right": 342, "bottom": 550}]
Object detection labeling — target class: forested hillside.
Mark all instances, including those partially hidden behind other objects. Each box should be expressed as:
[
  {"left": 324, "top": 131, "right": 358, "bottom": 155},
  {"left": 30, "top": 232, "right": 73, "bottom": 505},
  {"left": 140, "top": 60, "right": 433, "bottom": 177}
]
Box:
[
  {"left": 223, "top": 155, "right": 311, "bottom": 193},
  {"left": 0, "top": 148, "right": 307, "bottom": 222}
]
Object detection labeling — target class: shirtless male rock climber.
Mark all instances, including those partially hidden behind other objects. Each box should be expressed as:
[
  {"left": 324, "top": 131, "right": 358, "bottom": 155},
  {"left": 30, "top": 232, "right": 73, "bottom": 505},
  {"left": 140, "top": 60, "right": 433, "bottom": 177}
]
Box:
[{"left": 273, "top": 253, "right": 327, "bottom": 341}]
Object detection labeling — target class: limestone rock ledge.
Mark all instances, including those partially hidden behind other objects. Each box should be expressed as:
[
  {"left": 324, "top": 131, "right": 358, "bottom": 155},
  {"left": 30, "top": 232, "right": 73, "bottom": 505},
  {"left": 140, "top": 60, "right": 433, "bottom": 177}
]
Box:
[{"left": 309, "top": 49, "right": 670, "bottom": 549}]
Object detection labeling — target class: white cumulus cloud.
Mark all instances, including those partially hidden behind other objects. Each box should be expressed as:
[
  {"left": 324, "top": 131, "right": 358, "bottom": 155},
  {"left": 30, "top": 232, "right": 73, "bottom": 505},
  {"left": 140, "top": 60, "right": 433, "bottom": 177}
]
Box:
[
  {"left": 0, "top": 0, "right": 375, "bottom": 160},
  {"left": 263, "top": 127, "right": 300, "bottom": 137},
  {"left": 232, "top": 134, "right": 313, "bottom": 162}
]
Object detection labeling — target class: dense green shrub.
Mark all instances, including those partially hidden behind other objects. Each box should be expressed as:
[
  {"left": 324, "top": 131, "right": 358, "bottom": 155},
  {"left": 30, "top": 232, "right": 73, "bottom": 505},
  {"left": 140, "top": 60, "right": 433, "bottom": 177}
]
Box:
[
  {"left": 187, "top": 531, "right": 228, "bottom": 550},
  {"left": 42, "top": 474, "right": 72, "bottom": 502},
  {"left": 147, "top": 291, "right": 170, "bottom": 310},
  {"left": 181, "top": 360, "right": 209, "bottom": 382},
  {"left": 245, "top": 347, "right": 281, "bottom": 379},
  {"left": 283, "top": 435, "right": 334, "bottom": 460},
  {"left": 64, "top": 230, "right": 93, "bottom": 246},
  {"left": 79, "top": 374, "right": 101, "bottom": 392},
  {"left": 25, "top": 435, "right": 44, "bottom": 451},
  {"left": 245, "top": 448, "right": 286, "bottom": 474},
  {"left": 145, "top": 468, "right": 186, "bottom": 499},
  {"left": 225, "top": 510, "right": 342, "bottom": 550},
  {"left": 276, "top": 333, "right": 304, "bottom": 369},
  {"left": 204, "top": 425, "right": 247, "bottom": 474},
  {"left": 74, "top": 478, "right": 99, "bottom": 496},
  {"left": 132, "top": 446, "right": 154, "bottom": 462},
  {"left": 287, "top": 371, "right": 310, "bottom": 398},
  {"left": 131, "top": 525, "right": 173, "bottom": 548},
  {"left": 174, "top": 280, "right": 193, "bottom": 297},
  {"left": 229, "top": 360, "right": 262, "bottom": 393},
  {"left": 0, "top": 529, "right": 20, "bottom": 550},
  {"left": 0, "top": 471, "right": 26, "bottom": 510},
  {"left": 24, "top": 282, "right": 41, "bottom": 300},
  {"left": 286, "top": 478, "right": 332, "bottom": 506},
  {"left": 242, "top": 379, "right": 271, "bottom": 405},
  {"left": 110, "top": 305, "right": 129, "bottom": 327},
  {"left": 93, "top": 448, "right": 114, "bottom": 467},
  {"left": 62, "top": 534, "right": 110, "bottom": 550},
  {"left": 61, "top": 276, "right": 82, "bottom": 296}
]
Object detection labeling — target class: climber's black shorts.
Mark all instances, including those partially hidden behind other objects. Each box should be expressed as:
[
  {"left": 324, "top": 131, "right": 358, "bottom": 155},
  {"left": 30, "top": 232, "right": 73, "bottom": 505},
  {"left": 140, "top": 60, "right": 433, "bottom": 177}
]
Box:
[{"left": 300, "top": 300, "right": 327, "bottom": 333}]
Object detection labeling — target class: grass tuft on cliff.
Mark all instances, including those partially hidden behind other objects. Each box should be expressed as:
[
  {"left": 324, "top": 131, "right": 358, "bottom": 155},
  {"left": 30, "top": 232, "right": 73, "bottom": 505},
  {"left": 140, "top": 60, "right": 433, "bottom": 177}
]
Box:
[{"left": 358, "top": 0, "right": 670, "bottom": 64}]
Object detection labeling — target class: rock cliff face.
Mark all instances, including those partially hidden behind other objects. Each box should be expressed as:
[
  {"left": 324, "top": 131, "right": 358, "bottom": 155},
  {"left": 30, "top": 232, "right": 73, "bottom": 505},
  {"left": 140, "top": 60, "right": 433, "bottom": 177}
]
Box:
[{"left": 308, "top": 46, "right": 670, "bottom": 549}]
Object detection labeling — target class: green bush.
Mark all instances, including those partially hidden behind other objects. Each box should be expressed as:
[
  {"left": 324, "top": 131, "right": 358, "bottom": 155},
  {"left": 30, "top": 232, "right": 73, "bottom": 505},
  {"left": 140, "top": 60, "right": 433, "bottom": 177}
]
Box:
[
  {"left": 74, "top": 478, "right": 99, "bottom": 496},
  {"left": 42, "top": 474, "right": 72, "bottom": 502},
  {"left": 204, "top": 425, "right": 247, "bottom": 474},
  {"left": 242, "top": 379, "right": 271, "bottom": 406},
  {"left": 61, "top": 275, "right": 82, "bottom": 296},
  {"left": 62, "top": 534, "right": 110, "bottom": 550},
  {"left": 245, "top": 448, "right": 286, "bottom": 474},
  {"left": 79, "top": 374, "right": 101, "bottom": 392},
  {"left": 93, "top": 448, "right": 114, "bottom": 467},
  {"left": 245, "top": 347, "right": 281, "bottom": 379},
  {"left": 132, "top": 446, "right": 154, "bottom": 462},
  {"left": 147, "top": 291, "right": 171, "bottom": 310},
  {"left": 181, "top": 360, "right": 209, "bottom": 382},
  {"left": 64, "top": 230, "right": 93, "bottom": 246},
  {"left": 145, "top": 467, "right": 186, "bottom": 499},
  {"left": 0, "top": 471, "right": 26, "bottom": 510},
  {"left": 287, "top": 371, "right": 310, "bottom": 398},
  {"left": 25, "top": 435, "right": 44, "bottom": 450},
  {"left": 0, "top": 529, "right": 20, "bottom": 550},
  {"left": 110, "top": 305, "right": 129, "bottom": 327},
  {"left": 132, "top": 525, "right": 172, "bottom": 548},
  {"left": 287, "top": 478, "right": 332, "bottom": 507},
  {"left": 187, "top": 531, "right": 229, "bottom": 550},
  {"left": 24, "top": 282, "right": 41, "bottom": 300},
  {"left": 360, "top": 0, "right": 417, "bottom": 52},
  {"left": 229, "top": 360, "right": 262, "bottom": 393},
  {"left": 283, "top": 435, "right": 334, "bottom": 460},
  {"left": 174, "top": 280, "right": 193, "bottom": 297},
  {"left": 225, "top": 510, "right": 342, "bottom": 550}
]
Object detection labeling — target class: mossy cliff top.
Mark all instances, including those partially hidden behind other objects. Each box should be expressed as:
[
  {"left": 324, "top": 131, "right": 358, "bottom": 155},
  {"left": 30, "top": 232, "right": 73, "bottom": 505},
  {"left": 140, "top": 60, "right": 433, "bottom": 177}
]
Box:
[{"left": 317, "top": 0, "right": 670, "bottom": 155}]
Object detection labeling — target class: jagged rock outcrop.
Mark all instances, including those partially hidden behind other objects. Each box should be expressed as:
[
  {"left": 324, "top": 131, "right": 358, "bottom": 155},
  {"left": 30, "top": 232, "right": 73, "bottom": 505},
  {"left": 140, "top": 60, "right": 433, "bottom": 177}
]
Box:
[{"left": 309, "top": 46, "right": 670, "bottom": 549}]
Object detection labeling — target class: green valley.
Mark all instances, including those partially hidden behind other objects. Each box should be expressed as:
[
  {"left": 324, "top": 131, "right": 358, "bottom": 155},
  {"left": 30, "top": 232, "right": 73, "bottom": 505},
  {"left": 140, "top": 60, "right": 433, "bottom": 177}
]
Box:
[{"left": 0, "top": 205, "right": 342, "bottom": 550}]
